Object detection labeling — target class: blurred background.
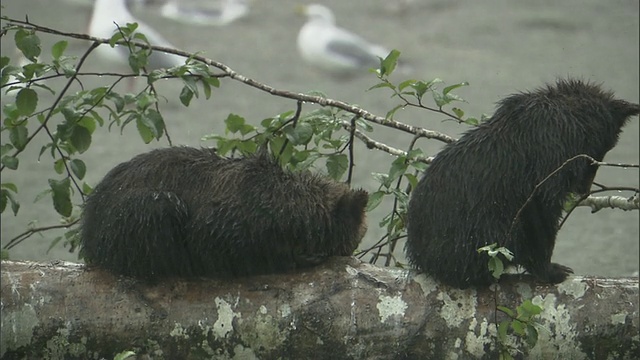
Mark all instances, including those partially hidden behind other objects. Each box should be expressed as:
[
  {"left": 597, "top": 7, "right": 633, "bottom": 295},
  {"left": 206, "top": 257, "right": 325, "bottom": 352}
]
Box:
[{"left": 1, "top": 0, "right": 638, "bottom": 276}]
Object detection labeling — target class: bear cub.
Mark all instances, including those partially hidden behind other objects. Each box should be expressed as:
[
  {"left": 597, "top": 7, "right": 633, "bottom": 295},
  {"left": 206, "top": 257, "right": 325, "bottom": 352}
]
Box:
[
  {"left": 406, "top": 78, "right": 639, "bottom": 289},
  {"left": 80, "top": 147, "right": 368, "bottom": 279}
]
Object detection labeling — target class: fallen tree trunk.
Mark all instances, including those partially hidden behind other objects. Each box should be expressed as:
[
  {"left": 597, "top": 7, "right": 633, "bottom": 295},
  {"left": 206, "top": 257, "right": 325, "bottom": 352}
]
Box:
[{"left": 1, "top": 259, "right": 638, "bottom": 359}]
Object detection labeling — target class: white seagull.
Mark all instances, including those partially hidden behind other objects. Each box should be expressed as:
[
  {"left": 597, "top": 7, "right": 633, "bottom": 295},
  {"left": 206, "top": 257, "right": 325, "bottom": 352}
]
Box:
[
  {"left": 89, "top": 0, "right": 185, "bottom": 71},
  {"left": 160, "top": 0, "right": 250, "bottom": 27},
  {"left": 297, "top": 4, "right": 392, "bottom": 75}
]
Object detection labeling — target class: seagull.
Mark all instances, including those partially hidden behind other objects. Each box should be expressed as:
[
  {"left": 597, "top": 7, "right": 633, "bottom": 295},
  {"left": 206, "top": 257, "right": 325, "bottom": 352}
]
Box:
[
  {"left": 297, "top": 4, "right": 393, "bottom": 76},
  {"left": 89, "top": 0, "right": 185, "bottom": 72},
  {"left": 160, "top": 0, "right": 250, "bottom": 26}
]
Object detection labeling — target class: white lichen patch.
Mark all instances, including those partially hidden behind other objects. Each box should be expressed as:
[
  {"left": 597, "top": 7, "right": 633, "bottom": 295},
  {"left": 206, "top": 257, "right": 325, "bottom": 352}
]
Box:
[
  {"left": 557, "top": 279, "right": 588, "bottom": 299},
  {"left": 259, "top": 305, "right": 268, "bottom": 315},
  {"left": 239, "top": 306, "right": 288, "bottom": 353},
  {"left": 169, "top": 322, "right": 189, "bottom": 339},
  {"left": 1, "top": 303, "right": 39, "bottom": 356},
  {"left": 437, "top": 289, "right": 477, "bottom": 328},
  {"left": 345, "top": 265, "right": 359, "bottom": 276},
  {"left": 515, "top": 282, "right": 533, "bottom": 299},
  {"left": 446, "top": 350, "right": 460, "bottom": 360},
  {"left": 464, "top": 317, "right": 491, "bottom": 355},
  {"left": 611, "top": 312, "right": 627, "bottom": 325},
  {"left": 213, "top": 297, "right": 241, "bottom": 339},
  {"left": 413, "top": 273, "right": 438, "bottom": 297},
  {"left": 530, "top": 294, "right": 586, "bottom": 359},
  {"left": 232, "top": 344, "right": 258, "bottom": 360},
  {"left": 376, "top": 294, "right": 407, "bottom": 323},
  {"left": 43, "top": 324, "right": 88, "bottom": 358},
  {"left": 7, "top": 273, "right": 22, "bottom": 300},
  {"left": 278, "top": 304, "right": 291, "bottom": 318}
]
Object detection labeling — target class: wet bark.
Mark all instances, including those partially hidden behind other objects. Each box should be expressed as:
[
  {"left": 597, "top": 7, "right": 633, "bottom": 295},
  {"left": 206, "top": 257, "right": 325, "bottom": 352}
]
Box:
[{"left": 1, "top": 259, "right": 638, "bottom": 360}]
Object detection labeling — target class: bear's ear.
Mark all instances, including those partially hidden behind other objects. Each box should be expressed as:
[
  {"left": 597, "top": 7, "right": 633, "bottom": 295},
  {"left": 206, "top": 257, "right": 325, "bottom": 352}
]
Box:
[
  {"left": 335, "top": 189, "right": 369, "bottom": 219},
  {"left": 610, "top": 100, "right": 640, "bottom": 125}
]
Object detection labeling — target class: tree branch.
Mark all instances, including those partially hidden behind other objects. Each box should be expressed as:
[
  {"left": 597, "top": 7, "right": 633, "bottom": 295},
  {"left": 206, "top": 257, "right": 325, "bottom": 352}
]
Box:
[{"left": 1, "top": 16, "right": 456, "bottom": 144}]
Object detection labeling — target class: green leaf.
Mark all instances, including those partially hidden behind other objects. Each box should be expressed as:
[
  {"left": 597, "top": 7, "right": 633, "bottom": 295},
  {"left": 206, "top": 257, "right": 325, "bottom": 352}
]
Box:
[
  {"left": 269, "top": 137, "right": 293, "bottom": 165},
  {"left": 181, "top": 76, "right": 199, "bottom": 98},
  {"left": 497, "top": 306, "right": 515, "bottom": 318},
  {"left": 488, "top": 256, "right": 504, "bottom": 279},
  {"left": 78, "top": 116, "right": 97, "bottom": 134},
  {"left": 70, "top": 126, "right": 92, "bottom": 154},
  {"left": 0, "top": 187, "right": 20, "bottom": 215},
  {"left": 1, "top": 190, "right": 12, "bottom": 214},
  {"left": 128, "top": 49, "right": 147, "bottom": 74},
  {"left": 0, "top": 56, "right": 9, "bottom": 71},
  {"left": 452, "top": 107, "right": 465, "bottom": 119},
  {"left": 9, "top": 125, "right": 28, "bottom": 151},
  {"left": 398, "top": 79, "right": 418, "bottom": 92},
  {"left": 201, "top": 77, "right": 213, "bottom": 99},
  {"left": 1, "top": 183, "right": 18, "bottom": 193},
  {"left": 54, "top": 159, "right": 65, "bottom": 174},
  {"left": 204, "top": 76, "right": 220, "bottom": 89},
  {"left": 355, "top": 118, "right": 373, "bottom": 132},
  {"left": 70, "top": 159, "right": 87, "bottom": 180},
  {"left": 16, "top": 88, "right": 38, "bottom": 116},
  {"left": 2, "top": 103, "right": 20, "bottom": 122},
  {"left": 464, "top": 117, "right": 478, "bottom": 126},
  {"left": 179, "top": 85, "right": 194, "bottom": 106},
  {"left": 136, "top": 117, "right": 154, "bottom": 144},
  {"left": 147, "top": 69, "right": 165, "bottom": 84},
  {"left": 497, "top": 321, "right": 509, "bottom": 342},
  {"left": 385, "top": 104, "right": 405, "bottom": 120},
  {"left": 388, "top": 157, "right": 408, "bottom": 182},
  {"left": 379, "top": 49, "right": 400, "bottom": 76},
  {"left": 497, "top": 246, "right": 515, "bottom": 261},
  {"left": 366, "top": 191, "right": 385, "bottom": 211},
  {"left": 135, "top": 92, "right": 156, "bottom": 109},
  {"left": 144, "top": 110, "right": 165, "bottom": 138},
  {"left": 48, "top": 178, "right": 72, "bottom": 217},
  {"left": 367, "top": 81, "right": 396, "bottom": 91},
  {"left": 109, "top": 32, "right": 124, "bottom": 47},
  {"left": 326, "top": 154, "right": 348, "bottom": 180},
  {"left": 15, "top": 29, "right": 41, "bottom": 61},
  {"left": 404, "top": 173, "right": 418, "bottom": 191},
  {"left": 1, "top": 156, "right": 19, "bottom": 170},
  {"left": 89, "top": 110, "right": 105, "bottom": 127},
  {"left": 443, "top": 81, "right": 469, "bottom": 95},
  {"left": 234, "top": 140, "right": 258, "bottom": 155},
  {"left": 82, "top": 182, "right": 93, "bottom": 195},
  {"left": 283, "top": 122, "right": 313, "bottom": 145},
  {"left": 34, "top": 188, "right": 53, "bottom": 203},
  {"left": 372, "top": 172, "right": 391, "bottom": 188},
  {"left": 511, "top": 319, "right": 525, "bottom": 336},
  {"left": 225, "top": 114, "right": 247, "bottom": 133},
  {"left": 518, "top": 300, "right": 543, "bottom": 317},
  {"left": 51, "top": 41, "right": 68, "bottom": 60},
  {"left": 525, "top": 324, "right": 539, "bottom": 348}
]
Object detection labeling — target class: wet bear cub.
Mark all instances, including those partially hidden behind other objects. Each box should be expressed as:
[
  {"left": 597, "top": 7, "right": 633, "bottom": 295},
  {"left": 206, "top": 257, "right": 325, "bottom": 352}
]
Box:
[
  {"left": 80, "top": 147, "right": 368, "bottom": 279},
  {"left": 406, "top": 78, "right": 639, "bottom": 289}
]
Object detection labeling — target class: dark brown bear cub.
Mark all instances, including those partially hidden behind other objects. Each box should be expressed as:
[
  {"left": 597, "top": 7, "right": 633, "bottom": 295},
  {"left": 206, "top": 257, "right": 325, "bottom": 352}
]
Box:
[
  {"left": 406, "top": 78, "right": 639, "bottom": 289},
  {"left": 80, "top": 147, "right": 368, "bottom": 278}
]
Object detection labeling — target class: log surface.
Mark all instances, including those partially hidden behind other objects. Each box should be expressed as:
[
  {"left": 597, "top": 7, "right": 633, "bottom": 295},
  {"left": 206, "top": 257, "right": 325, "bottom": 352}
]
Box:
[{"left": 1, "top": 259, "right": 638, "bottom": 359}]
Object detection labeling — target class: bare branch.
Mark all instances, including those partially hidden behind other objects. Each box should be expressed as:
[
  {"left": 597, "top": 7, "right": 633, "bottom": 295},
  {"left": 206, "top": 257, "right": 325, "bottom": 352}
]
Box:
[
  {"left": 1, "top": 16, "right": 456, "bottom": 144},
  {"left": 578, "top": 193, "right": 640, "bottom": 212}
]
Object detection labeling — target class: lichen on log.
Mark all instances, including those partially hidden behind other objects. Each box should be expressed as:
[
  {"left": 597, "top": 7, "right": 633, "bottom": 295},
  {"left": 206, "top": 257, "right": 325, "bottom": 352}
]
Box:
[{"left": 1, "top": 259, "right": 638, "bottom": 359}]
